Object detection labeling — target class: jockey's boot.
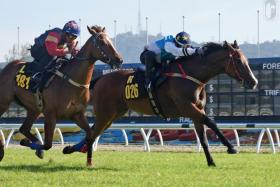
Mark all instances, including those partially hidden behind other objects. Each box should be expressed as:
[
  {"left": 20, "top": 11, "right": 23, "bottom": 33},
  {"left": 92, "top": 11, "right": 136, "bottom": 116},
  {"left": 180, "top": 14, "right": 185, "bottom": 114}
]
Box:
[
  {"left": 145, "top": 53, "right": 155, "bottom": 89},
  {"left": 33, "top": 71, "right": 49, "bottom": 92},
  {"left": 37, "top": 72, "right": 50, "bottom": 92},
  {"left": 145, "top": 64, "right": 153, "bottom": 89}
]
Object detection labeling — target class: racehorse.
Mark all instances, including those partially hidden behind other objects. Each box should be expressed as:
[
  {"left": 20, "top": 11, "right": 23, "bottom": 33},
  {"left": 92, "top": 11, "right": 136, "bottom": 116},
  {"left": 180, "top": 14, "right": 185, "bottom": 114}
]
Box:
[
  {"left": 64, "top": 41, "right": 258, "bottom": 166},
  {"left": 0, "top": 25, "right": 122, "bottom": 164}
]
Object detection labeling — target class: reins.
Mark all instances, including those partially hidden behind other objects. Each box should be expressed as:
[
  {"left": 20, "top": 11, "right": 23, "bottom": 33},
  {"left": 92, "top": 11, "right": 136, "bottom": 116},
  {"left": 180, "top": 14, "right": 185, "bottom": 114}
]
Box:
[{"left": 54, "top": 31, "right": 111, "bottom": 89}]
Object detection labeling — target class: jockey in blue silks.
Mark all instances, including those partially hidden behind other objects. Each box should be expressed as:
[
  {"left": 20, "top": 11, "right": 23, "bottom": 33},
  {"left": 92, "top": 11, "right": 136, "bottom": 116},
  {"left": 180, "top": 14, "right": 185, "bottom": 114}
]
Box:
[{"left": 140, "top": 31, "right": 204, "bottom": 87}]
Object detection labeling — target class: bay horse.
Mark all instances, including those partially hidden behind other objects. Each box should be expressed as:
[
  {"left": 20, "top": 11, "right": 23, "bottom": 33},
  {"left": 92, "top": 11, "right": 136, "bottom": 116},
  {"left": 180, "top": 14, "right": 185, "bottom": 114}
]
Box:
[
  {"left": 64, "top": 41, "right": 258, "bottom": 167},
  {"left": 0, "top": 25, "right": 122, "bottom": 164}
]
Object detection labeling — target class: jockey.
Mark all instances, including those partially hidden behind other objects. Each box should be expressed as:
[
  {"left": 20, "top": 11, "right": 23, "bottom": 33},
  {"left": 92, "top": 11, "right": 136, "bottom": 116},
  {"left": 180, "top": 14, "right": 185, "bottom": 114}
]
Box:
[
  {"left": 30, "top": 20, "right": 80, "bottom": 91},
  {"left": 140, "top": 31, "right": 203, "bottom": 87}
]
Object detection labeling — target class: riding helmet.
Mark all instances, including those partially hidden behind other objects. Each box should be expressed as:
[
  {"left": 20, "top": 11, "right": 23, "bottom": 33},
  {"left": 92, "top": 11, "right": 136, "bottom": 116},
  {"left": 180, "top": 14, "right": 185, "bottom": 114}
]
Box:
[
  {"left": 63, "top": 20, "right": 81, "bottom": 37},
  {"left": 175, "top": 32, "right": 191, "bottom": 47}
]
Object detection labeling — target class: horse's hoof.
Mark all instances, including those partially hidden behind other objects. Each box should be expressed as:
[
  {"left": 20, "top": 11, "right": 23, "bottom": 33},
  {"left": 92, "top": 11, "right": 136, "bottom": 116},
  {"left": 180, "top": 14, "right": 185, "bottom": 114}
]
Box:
[
  {"left": 35, "top": 149, "right": 44, "bottom": 159},
  {"left": 20, "top": 139, "right": 31, "bottom": 147},
  {"left": 63, "top": 146, "right": 75, "bottom": 154},
  {"left": 208, "top": 162, "right": 216, "bottom": 167},
  {"left": 86, "top": 161, "right": 93, "bottom": 168},
  {"left": 0, "top": 144, "right": 4, "bottom": 162},
  {"left": 227, "top": 148, "right": 238, "bottom": 154}
]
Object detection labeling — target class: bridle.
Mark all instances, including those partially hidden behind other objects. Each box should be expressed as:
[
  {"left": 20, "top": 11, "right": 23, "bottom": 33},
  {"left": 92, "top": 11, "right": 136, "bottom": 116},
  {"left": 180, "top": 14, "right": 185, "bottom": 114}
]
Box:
[
  {"left": 225, "top": 49, "right": 243, "bottom": 82},
  {"left": 91, "top": 32, "right": 113, "bottom": 64},
  {"left": 74, "top": 32, "right": 113, "bottom": 66},
  {"left": 54, "top": 31, "right": 116, "bottom": 89}
]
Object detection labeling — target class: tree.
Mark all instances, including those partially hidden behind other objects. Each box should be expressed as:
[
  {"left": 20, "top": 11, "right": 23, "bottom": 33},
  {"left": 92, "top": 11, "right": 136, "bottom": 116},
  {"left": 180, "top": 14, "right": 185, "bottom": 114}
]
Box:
[{"left": 4, "top": 43, "right": 31, "bottom": 62}]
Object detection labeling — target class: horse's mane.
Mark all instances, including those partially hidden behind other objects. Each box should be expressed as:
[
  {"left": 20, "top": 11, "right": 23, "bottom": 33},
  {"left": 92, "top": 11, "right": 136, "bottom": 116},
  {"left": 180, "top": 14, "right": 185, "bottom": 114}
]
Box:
[
  {"left": 173, "top": 42, "right": 226, "bottom": 64},
  {"left": 202, "top": 42, "right": 226, "bottom": 56},
  {"left": 90, "top": 25, "right": 104, "bottom": 33}
]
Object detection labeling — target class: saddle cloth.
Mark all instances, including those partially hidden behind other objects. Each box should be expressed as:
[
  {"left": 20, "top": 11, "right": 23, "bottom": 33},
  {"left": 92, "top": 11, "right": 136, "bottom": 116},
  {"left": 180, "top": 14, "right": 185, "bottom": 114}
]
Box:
[
  {"left": 15, "top": 62, "right": 42, "bottom": 92},
  {"left": 124, "top": 70, "right": 148, "bottom": 100},
  {"left": 15, "top": 60, "right": 63, "bottom": 93}
]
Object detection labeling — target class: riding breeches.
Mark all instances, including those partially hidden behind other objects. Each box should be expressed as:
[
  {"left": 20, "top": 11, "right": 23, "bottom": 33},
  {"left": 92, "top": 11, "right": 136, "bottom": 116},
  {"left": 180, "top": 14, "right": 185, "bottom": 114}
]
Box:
[{"left": 30, "top": 44, "right": 56, "bottom": 71}]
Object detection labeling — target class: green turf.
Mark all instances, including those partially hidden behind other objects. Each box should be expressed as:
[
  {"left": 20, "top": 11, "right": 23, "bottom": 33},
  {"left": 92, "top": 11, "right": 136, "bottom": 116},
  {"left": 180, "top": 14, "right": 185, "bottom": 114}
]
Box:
[{"left": 0, "top": 148, "right": 280, "bottom": 187}]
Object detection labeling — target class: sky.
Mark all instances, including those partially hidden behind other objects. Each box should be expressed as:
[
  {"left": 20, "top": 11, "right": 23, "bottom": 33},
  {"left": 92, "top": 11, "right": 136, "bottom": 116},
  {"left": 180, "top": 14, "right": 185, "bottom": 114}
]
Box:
[{"left": 1, "top": 0, "right": 280, "bottom": 62}]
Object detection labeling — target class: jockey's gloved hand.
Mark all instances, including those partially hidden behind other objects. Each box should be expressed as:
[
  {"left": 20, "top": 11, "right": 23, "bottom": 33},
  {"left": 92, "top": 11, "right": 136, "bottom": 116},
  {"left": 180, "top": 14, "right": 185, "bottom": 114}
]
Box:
[
  {"left": 196, "top": 47, "right": 206, "bottom": 56},
  {"left": 71, "top": 48, "right": 79, "bottom": 56}
]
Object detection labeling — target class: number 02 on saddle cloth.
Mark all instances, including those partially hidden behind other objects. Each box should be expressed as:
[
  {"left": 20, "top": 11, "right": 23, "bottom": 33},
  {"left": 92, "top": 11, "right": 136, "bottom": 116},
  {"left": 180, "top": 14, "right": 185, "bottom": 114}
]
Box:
[{"left": 124, "top": 71, "right": 148, "bottom": 100}]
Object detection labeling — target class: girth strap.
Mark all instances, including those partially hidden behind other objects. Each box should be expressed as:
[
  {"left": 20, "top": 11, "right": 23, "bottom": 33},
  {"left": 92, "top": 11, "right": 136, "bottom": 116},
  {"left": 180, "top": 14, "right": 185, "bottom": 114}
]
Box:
[
  {"left": 54, "top": 71, "right": 90, "bottom": 89},
  {"left": 164, "top": 63, "right": 205, "bottom": 87}
]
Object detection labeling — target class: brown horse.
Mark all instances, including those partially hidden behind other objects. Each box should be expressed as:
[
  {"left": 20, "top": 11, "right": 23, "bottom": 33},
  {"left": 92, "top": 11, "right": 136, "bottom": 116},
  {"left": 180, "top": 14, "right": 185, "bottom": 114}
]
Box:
[
  {"left": 64, "top": 41, "right": 258, "bottom": 167},
  {"left": 0, "top": 25, "right": 122, "bottom": 163}
]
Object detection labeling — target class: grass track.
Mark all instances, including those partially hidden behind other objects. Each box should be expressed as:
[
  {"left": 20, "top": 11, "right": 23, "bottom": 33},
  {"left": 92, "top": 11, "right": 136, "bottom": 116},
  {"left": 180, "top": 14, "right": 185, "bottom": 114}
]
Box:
[{"left": 0, "top": 148, "right": 280, "bottom": 187}]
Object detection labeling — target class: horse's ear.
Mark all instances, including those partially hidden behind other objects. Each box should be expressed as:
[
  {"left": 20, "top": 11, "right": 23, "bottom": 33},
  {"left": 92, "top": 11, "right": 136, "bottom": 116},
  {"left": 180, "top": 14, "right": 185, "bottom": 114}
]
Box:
[
  {"left": 233, "top": 40, "right": 239, "bottom": 49},
  {"left": 223, "top": 41, "right": 229, "bottom": 47},
  {"left": 87, "top": 25, "right": 97, "bottom": 35},
  {"left": 102, "top": 27, "right": 106, "bottom": 32}
]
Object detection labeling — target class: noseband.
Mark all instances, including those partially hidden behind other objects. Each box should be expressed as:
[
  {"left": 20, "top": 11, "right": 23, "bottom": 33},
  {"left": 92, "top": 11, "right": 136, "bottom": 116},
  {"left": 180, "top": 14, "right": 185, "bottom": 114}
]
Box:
[{"left": 225, "top": 50, "right": 243, "bottom": 82}]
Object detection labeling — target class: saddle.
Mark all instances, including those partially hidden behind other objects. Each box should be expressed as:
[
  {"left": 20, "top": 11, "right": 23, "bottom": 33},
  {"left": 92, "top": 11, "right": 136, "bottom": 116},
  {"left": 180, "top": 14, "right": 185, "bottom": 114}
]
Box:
[{"left": 124, "top": 68, "right": 168, "bottom": 118}]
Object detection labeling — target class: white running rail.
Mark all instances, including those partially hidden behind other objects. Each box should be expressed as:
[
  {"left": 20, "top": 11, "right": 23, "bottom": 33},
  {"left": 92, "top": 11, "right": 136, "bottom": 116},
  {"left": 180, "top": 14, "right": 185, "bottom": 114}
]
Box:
[{"left": 0, "top": 122, "right": 279, "bottom": 153}]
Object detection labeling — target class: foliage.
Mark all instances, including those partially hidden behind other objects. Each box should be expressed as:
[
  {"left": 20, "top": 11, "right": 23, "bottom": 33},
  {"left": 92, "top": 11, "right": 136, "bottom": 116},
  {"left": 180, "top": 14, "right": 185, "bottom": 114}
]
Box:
[
  {"left": 113, "top": 31, "right": 280, "bottom": 63},
  {"left": 1, "top": 148, "right": 280, "bottom": 187},
  {"left": 4, "top": 43, "right": 31, "bottom": 63},
  {"left": 3, "top": 32, "right": 280, "bottom": 66}
]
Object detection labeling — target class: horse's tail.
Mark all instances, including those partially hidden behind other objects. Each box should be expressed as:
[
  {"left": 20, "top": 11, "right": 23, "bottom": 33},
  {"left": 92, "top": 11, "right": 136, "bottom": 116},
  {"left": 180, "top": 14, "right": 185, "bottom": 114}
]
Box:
[
  {"left": 0, "top": 60, "right": 23, "bottom": 116},
  {"left": 0, "top": 60, "right": 22, "bottom": 88}
]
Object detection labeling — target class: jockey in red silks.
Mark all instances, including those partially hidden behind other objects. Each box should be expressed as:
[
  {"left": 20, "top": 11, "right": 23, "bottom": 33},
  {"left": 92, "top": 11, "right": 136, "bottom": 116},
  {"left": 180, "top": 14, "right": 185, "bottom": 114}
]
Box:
[
  {"left": 30, "top": 20, "right": 80, "bottom": 91},
  {"left": 140, "top": 31, "right": 204, "bottom": 87}
]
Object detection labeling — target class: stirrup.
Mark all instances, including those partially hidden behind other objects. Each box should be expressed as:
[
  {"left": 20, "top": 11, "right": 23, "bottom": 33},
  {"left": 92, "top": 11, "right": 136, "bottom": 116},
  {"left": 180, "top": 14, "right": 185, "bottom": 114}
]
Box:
[
  {"left": 32, "top": 72, "right": 42, "bottom": 82},
  {"left": 35, "top": 89, "right": 43, "bottom": 112},
  {"left": 146, "top": 82, "right": 152, "bottom": 90}
]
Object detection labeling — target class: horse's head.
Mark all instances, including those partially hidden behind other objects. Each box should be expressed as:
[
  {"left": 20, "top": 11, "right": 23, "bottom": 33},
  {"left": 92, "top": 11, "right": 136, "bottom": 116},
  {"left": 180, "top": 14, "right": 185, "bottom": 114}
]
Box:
[
  {"left": 223, "top": 40, "right": 258, "bottom": 89},
  {"left": 86, "top": 25, "right": 123, "bottom": 68}
]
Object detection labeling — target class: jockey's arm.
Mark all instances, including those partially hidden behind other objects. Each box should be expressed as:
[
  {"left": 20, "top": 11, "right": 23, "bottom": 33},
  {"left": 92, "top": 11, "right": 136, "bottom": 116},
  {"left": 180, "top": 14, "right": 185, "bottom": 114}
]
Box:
[
  {"left": 67, "top": 40, "right": 79, "bottom": 55},
  {"left": 45, "top": 32, "right": 69, "bottom": 57},
  {"left": 165, "top": 42, "right": 196, "bottom": 57},
  {"left": 67, "top": 40, "right": 78, "bottom": 51}
]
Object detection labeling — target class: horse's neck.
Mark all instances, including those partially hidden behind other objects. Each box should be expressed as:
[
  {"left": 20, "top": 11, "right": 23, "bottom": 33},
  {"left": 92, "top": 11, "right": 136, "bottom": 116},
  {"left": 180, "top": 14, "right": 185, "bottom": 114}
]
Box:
[
  {"left": 175, "top": 51, "right": 228, "bottom": 83},
  {"left": 64, "top": 42, "right": 94, "bottom": 85}
]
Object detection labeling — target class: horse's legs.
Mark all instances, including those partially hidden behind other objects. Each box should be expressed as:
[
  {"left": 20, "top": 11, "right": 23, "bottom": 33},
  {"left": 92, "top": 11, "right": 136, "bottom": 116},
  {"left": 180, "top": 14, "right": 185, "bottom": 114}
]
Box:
[
  {"left": 18, "top": 111, "right": 44, "bottom": 159},
  {"left": 0, "top": 137, "right": 4, "bottom": 162},
  {"left": 72, "top": 113, "right": 93, "bottom": 140},
  {"left": 72, "top": 113, "right": 94, "bottom": 166},
  {"left": 200, "top": 116, "right": 237, "bottom": 154},
  {"left": 173, "top": 99, "right": 237, "bottom": 154},
  {"left": 194, "top": 122, "right": 215, "bottom": 166},
  {"left": 42, "top": 113, "right": 57, "bottom": 150},
  {"left": 63, "top": 118, "right": 113, "bottom": 165},
  {"left": 21, "top": 112, "right": 56, "bottom": 152},
  {"left": 0, "top": 99, "right": 13, "bottom": 162},
  {"left": 19, "top": 111, "right": 40, "bottom": 142}
]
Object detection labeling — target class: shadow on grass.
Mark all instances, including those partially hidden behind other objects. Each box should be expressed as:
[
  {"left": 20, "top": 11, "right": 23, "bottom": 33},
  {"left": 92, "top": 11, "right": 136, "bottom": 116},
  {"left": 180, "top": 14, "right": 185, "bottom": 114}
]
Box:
[{"left": 0, "top": 163, "right": 119, "bottom": 173}]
